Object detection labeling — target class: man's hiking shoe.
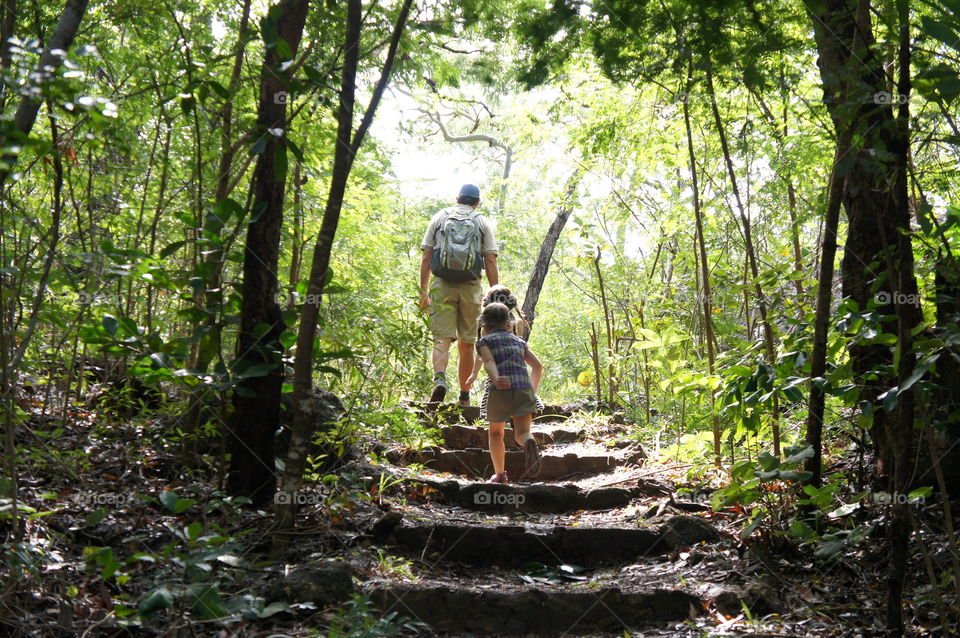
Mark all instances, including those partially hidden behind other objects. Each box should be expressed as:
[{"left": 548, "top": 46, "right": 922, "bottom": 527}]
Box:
[
  {"left": 521, "top": 438, "right": 541, "bottom": 479},
  {"left": 458, "top": 390, "right": 470, "bottom": 407},
  {"left": 429, "top": 383, "right": 446, "bottom": 403},
  {"left": 488, "top": 471, "right": 509, "bottom": 484}
]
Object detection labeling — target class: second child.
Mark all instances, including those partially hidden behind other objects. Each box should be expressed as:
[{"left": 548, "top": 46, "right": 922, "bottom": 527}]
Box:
[{"left": 472, "top": 302, "right": 544, "bottom": 483}]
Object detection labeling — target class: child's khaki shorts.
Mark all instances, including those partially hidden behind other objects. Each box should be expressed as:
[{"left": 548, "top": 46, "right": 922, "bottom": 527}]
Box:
[
  {"left": 485, "top": 388, "right": 539, "bottom": 423},
  {"left": 429, "top": 278, "right": 482, "bottom": 343}
]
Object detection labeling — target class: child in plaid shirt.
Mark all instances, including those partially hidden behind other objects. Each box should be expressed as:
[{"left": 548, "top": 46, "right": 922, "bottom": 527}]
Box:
[
  {"left": 466, "top": 285, "right": 545, "bottom": 415},
  {"left": 470, "top": 302, "right": 543, "bottom": 483}
]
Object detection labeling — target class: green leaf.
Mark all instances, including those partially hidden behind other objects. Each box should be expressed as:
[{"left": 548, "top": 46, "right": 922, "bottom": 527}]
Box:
[
  {"left": 236, "top": 362, "right": 277, "bottom": 379},
  {"left": 279, "top": 330, "right": 297, "bottom": 349},
  {"left": 921, "top": 16, "right": 960, "bottom": 53},
  {"left": 186, "top": 521, "right": 202, "bottom": 541},
  {"left": 160, "top": 241, "right": 187, "bottom": 258},
  {"left": 287, "top": 139, "right": 304, "bottom": 163},
  {"left": 880, "top": 387, "right": 899, "bottom": 412},
  {"left": 275, "top": 37, "right": 293, "bottom": 60},
  {"left": 207, "top": 80, "right": 230, "bottom": 99},
  {"left": 102, "top": 315, "right": 119, "bottom": 337},
  {"left": 188, "top": 583, "right": 229, "bottom": 620},
  {"left": 782, "top": 445, "right": 815, "bottom": 466},
  {"left": 900, "top": 354, "right": 938, "bottom": 393},
  {"left": 85, "top": 508, "right": 109, "bottom": 526},
  {"left": 158, "top": 490, "right": 178, "bottom": 512},
  {"left": 258, "top": 601, "right": 289, "bottom": 618},
  {"left": 139, "top": 587, "right": 174, "bottom": 616}
]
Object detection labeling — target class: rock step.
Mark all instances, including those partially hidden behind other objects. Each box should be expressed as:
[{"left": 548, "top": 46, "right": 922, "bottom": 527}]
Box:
[
  {"left": 386, "top": 446, "right": 645, "bottom": 480},
  {"left": 369, "top": 585, "right": 700, "bottom": 635},
  {"left": 382, "top": 516, "right": 720, "bottom": 566},
  {"left": 405, "top": 402, "right": 576, "bottom": 425},
  {"left": 408, "top": 476, "right": 640, "bottom": 513},
  {"left": 440, "top": 423, "right": 584, "bottom": 449}
]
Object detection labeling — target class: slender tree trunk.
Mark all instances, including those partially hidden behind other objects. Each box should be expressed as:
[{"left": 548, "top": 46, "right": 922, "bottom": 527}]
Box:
[
  {"left": 227, "top": 0, "right": 310, "bottom": 504},
  {"left": 705, "top": 59, "right": 780, "bottom": 455},
  {"left": 805, "top": 131, "right": 851, "bottom": 488},
  {"left": 0, "top": 0, "right": 16, "bottom": 72},
  {"left": 520, "top": 171, "right": 579, "bottom": 340},
  {"left": 288, "top": 159, "right": 305, "bottom": 301},
  {"left": 273, "top": 0, "right": 413, "bottom": 554},
  {"left": 682, "top": 63, "right": 721, "bottom": 465},
  {"left": 0, "top": 0, "right": 89, "bottom": 188},
  {"left": 592, "top": 247, "right": 617, "bottom": 406}
]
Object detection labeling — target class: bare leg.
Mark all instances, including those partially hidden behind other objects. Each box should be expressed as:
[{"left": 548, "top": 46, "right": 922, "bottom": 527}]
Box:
[
  {"left": 457, "top": 340, "right": 474, "bottom": 390},
  {"left": 512, "top": 413, "right": 533, "bottom": 446},
  {"left": 488, "top": 421, "right": 506, "bottom": 475},
  {"left": 514, "top": 413, "right": 540, "bottom": 479},
  {"left": 432, "top": 338, "right": 452, "bottom": 376}
]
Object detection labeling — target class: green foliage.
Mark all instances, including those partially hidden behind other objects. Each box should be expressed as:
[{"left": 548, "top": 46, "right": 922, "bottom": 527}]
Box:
[
  {"left": 327, "top": 594, "right": 425, "bottom": 638},
  {"left": 711, "top": 444, "right": 814, "bottom": 538}
]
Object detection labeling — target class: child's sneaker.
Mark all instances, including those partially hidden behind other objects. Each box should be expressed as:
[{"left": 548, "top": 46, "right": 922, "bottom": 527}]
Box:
[
  {"left": 521, "top": 438, "right": 541, "bottom": 479},
  {"left": 488, "top": 471, "right": 509, "bottom": 484}
]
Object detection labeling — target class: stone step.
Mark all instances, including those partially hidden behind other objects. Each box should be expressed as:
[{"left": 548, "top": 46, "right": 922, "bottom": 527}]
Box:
[
  {"left": 386, "top": 445, "right": 645, "bottom": 480},
  {"left": 407, "top": 476, "right": 640, "bottom": 513},
  {"left": 404, "top": 401, "right": 576, "bottom": 426},
  {"left": 369, "top": 585, "right": 701, "bottom": 635},
  {"left": 439, "top": 423, "right": 584, "bottom": 449},
  {"left": 380, "top": 515, "right": 720, "bottom": 566}
]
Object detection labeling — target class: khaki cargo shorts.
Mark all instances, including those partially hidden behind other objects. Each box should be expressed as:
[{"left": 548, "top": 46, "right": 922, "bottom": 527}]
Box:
[{"left": 429, "top": 277, "right": 482, "bottom": 343}]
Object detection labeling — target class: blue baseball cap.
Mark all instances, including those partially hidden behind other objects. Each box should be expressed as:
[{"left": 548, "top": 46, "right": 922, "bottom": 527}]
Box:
[{"left": 459, "top": 183, "right": 481, "bottom": 199}]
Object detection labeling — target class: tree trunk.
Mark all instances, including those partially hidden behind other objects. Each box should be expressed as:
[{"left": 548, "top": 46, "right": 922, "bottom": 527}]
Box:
[
  {"left": 0, "top": 0, "right": 17, "bottom": 72},
  {"left": 0, "top": 0, "right": 90, "bottom": 188},
  {"left": 705, "top": 59, "right": 780, "bottom": 455},
  {"left": 682, "top": 60, "right": 721, "bottom": 465},
  {"left": 182, "top": 0, "right": 252, "bottom": 468},
  {"left": 273, "top": 0, "right": 413, "bottom": 555},
  {"left": 520, "top": 171, "right": 579, "bottom": 340},
  {"left": 804, "top": 131, "right": 851, "bottom": 488},
  {"left": 808, "top": 0, "right": 921, "bottom": 632},
  {"left": 227, "top": 0, "right": 310, "bottom": 505}
]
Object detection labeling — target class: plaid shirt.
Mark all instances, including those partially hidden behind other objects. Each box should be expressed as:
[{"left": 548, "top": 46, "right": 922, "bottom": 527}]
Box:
[{"left": 476, "top": 329, "right": 531, "bottom": 390}]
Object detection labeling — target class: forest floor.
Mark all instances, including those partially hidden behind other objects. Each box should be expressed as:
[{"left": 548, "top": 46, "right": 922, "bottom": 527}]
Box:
[{"left": 0, "top": 397, "right": 951, "bottom": 636}]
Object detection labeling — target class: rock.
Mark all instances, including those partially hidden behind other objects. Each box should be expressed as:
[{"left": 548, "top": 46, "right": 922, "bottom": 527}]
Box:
[
  {"left": 266, "top": 561, "right": 353, "bottom": 607},
  {"left": 390, "top": 447, "right": 631, "bottom": 480},
  {"left": 371, "top": 510, "right": 404, "bottom": 538},
  {"left": 370, "top": 586, "right": 701, "bottom": 634},
  {"left": 389, "top": 523, "right": 665, "bottom": 565},
  {"left": 658, "top": 515, "right": 721, "bottom": 549},
  {"left": 636, "top": 478, "right": 674, "bottom": 498},
  {"left": 706, "top": 581, "right": 781, "bottom": 616}
]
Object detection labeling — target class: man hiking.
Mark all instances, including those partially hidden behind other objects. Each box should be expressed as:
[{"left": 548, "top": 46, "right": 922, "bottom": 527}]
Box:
[{"left": 419, "top": 183, "right": 499, "bottom": 405}]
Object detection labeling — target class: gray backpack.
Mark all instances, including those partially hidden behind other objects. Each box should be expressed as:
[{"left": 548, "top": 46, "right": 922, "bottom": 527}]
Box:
[{"left": 431, "top": 208, "right": 484, "bottom": 282}]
